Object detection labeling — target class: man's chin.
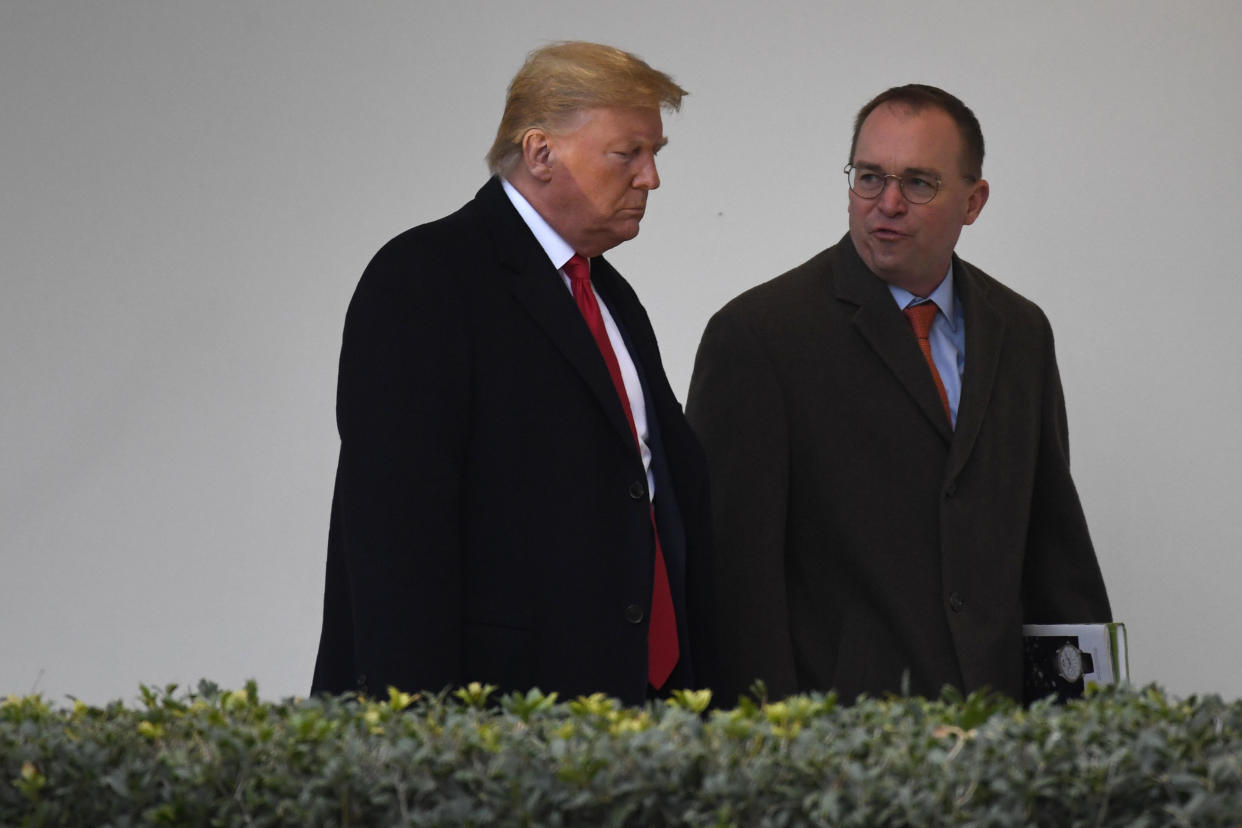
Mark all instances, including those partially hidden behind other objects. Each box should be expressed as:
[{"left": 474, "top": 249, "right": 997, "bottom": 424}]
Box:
[
  {"left": 589, "top": 225, "right": 641, "bottom": 256},
  {"left": 857, "top": 246, "right": 912, "bottom": 286},
  {"left": 614, "top": 219, "right": 643, "bottom": 241}
]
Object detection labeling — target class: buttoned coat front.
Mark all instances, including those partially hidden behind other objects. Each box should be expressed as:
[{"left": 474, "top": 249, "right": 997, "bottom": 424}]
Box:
[
  {"left": 686, "top": 234, "right": 1110, "bottom": 705},
  {"left": 312, "top": 178, "right": 713, "bottom": 705}
]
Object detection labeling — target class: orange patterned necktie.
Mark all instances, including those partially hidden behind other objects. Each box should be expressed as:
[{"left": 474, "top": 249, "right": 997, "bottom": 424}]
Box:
[
  {"left": 564, "top": 254, "right": 679, "bottom": 688},
  {"left": 904, "top": 303, "right": 952, "bottom": 423}
]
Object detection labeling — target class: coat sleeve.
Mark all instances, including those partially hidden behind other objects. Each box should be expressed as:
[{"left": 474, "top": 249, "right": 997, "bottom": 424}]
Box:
[
  {"left": 323, "top": 237, "right": 471, "bottom": 697},
  {"left": 686, "top": 307, "right": 799, "bottom": 704},
  {"left": 1020, "top": 317, "right": 1112, "bottom": 624}
]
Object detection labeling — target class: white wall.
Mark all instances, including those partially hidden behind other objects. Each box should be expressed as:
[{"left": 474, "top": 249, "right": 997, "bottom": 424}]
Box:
[{"left": 3, "top": 0, "right": 1240, "bottom": 705}]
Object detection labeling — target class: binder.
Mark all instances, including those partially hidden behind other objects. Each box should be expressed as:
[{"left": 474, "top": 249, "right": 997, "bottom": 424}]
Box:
[{"left": 1022, "top": 622, "right": 1128, "bottom": 703}]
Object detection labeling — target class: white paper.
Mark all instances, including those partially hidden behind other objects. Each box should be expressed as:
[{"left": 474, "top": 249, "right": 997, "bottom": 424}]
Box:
[{"left": 1023, "top": 623, "right": 1128, "bottom": 685}]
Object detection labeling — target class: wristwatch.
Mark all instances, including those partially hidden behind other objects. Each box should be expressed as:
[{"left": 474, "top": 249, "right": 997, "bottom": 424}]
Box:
[{"left": 1054, "top": 643, "right": 1083, "bottom": 683}]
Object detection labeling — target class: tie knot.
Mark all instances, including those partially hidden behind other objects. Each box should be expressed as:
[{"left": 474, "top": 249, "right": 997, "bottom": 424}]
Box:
[
  {"left": 563, "top": 254, "right": 590, "bottom": 284},
  {"left": 903, "top": 302, "right": 938, "bottom": 339}
]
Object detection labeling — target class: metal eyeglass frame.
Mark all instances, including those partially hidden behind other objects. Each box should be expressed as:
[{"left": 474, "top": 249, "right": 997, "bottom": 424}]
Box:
[{"left": 843, "top": 163, "right": 943, "bottom": 205}]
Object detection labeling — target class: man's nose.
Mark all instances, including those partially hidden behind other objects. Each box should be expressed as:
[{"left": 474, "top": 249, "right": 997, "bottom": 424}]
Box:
[
  {"left": 877, "top": 177, "right": 906, "bottom": 213},
  {"left": 634, "top": 156, "right": 660, "bottom": 190}
]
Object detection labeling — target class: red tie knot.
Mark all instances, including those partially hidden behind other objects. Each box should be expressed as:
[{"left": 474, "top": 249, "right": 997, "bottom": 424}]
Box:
[
  {"left": 903, "top": 303, "right": 938, "bottom": 339},
  {"left": 563, "top": 254, "right": 591, "bottom": 284}
]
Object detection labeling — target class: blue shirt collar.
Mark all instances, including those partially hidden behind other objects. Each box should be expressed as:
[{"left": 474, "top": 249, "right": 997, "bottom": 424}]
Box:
[{"left": 887, "top": 263, "right": 959, "bottom": 331}]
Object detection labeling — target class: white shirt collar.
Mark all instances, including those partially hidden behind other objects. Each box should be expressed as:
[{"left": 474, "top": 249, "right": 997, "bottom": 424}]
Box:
[{"left": 501, "top": 177, "right": 576, "bottom": 271}]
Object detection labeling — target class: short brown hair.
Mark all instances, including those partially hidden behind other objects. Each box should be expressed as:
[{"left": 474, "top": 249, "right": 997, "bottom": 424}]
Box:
[
  {"left": 486, "top": 41, "right": 687, "bottom": 175},
  {"left": 849, "top": 84, "right": 985, "bottom": 179}
]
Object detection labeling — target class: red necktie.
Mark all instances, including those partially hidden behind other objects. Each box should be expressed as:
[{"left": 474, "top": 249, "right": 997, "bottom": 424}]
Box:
[
  {"left": 903, "top": 303, "right": 952, "bottom": 423},
  {"left": 563, "top": 254, "right": 679, "bottom": 688}
]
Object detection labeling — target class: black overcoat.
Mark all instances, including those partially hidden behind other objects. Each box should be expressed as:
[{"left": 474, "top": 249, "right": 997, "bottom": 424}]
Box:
[{"left": 312, "top": 178, "right": 713, "bottom": 705}]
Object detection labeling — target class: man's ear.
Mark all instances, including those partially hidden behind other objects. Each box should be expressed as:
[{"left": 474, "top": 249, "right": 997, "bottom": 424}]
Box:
[
  {"left": 521, "top": 128, "right": 554, "bottom": 182},
  {"left": 963, "top": 178, "right": 989, "bottom": 226}
]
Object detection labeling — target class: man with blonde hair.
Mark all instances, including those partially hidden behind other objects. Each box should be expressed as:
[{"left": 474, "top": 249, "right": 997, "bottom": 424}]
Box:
[{"left": 312, "top": 42, "right": 713, "bottom": 705}]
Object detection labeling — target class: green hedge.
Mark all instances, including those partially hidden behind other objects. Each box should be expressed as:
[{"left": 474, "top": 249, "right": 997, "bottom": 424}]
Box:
[{"left": 4, "top": 681, "right": 1241, "bottom": 826}]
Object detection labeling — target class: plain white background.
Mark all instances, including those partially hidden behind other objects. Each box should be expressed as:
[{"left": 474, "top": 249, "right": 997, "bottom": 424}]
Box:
[{"left": 3, "top": 0, "right": 1240, "bottom": 705}]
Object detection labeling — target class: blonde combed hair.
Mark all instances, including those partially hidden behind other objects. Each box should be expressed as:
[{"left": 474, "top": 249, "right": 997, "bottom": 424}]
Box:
[{"left": 486, "top": 41, "right": 687, "bottom": 175}]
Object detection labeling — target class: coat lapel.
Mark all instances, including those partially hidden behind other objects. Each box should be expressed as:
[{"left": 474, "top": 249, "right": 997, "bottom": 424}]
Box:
[
  {"left": 945, "top": 257, "right": 1004, "bottom": 481},
  {"left": 591, "top": 259, "right": 662, "bottom": 402},
  {"left": 472, "top": 178, "right": 637, "bottom": 449},
  {"left": 833, "top": 236, "right": 954, "bottom": 444}
]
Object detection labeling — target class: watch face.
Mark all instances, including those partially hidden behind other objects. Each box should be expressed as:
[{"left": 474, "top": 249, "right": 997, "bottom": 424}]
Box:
[
  {"left": 1024, "top": 635, "right": 1088, "bottom": 704},
  {"left": 1055, "top": 644, "right": 1084, "bottom": 683}
]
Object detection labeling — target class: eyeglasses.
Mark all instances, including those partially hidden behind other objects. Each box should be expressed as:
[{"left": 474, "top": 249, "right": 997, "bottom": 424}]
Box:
[{"left": 844, "top": 163, "right": 942, "bottom": 205}]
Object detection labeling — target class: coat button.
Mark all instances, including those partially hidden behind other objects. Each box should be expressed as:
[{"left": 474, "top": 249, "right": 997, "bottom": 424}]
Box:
[
  {"left": 624, "top": 604, "right": 645, "bottom": 624},
  {"left": 944, "top": 482, "right": 957, "bottom": 497},
  {"left": 628, "top": 480, "right": 646, "bottom": 500},
  {"left": 355, "top": 673, "right": 367, "bottom": 686},
  {"left": 948, "top": 592, "right": 965, "bottom": 613}
]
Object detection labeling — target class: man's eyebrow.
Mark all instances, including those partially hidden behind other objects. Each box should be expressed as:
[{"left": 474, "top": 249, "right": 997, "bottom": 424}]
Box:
[
  {"left": 617, "top": 136, "right": 667, "bottom": 151},
  {"left": 854, "top": 160, "right": 941, "bottom": 177}
]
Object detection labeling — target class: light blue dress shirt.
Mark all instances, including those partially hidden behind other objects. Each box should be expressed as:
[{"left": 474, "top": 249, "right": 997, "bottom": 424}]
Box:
[{"left": 888, "top": 266, "right": 966, "bottom": 427}]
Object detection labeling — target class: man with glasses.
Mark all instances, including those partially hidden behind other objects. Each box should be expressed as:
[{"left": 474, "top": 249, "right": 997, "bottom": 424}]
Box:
[{"left": 686, "top": 84, "right": 1110, "bottom": 705}]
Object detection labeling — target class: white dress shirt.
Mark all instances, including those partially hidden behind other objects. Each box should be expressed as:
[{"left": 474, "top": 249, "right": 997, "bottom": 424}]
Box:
[{"left": 501, "top": 178, "right": 655, "bottom": 499}]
